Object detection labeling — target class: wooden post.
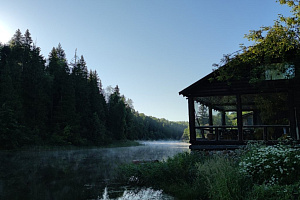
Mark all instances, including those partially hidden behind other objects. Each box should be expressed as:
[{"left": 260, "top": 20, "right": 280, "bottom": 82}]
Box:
[
  {"left": 221, "top": 111, "right": 226, "bottom": 126},
  {"left": 209, "top": 106, "right": 213, "bottom": 126},
  {"left": 263, "top": 127, "right": 268, "bottom": 141},
  {"left": 288, "top": 90, "right": 296, "bottom": 139},
  {"left": 188, "top": 97, "right": 196, "bottom": 143},
  {"left": 236, "top": 94, "right": 243, "bottom": 142},
  {"left": 208, "top": 106, "right": 214, "bottom": 137}
]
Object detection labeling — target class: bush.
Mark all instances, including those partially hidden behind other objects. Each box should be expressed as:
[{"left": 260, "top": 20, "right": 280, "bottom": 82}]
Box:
[
  {"left": 116, "top": 151, "right": 209, "bottom": 199},
  {"left": 239, "top": 143, "right": 300, "bottom": 185},
  {"left": 246, "top": 182, "right": 300, "bottom": 200},
  {"left": 116, "top": 145, "right": 300, "bottom": 200},
  {"left": 117, "top": 152, "right": 252, "bottom": 199}
]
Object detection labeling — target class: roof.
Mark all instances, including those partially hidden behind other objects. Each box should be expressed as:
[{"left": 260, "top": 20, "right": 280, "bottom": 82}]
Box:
[
  {"left": 179, "top": 68, "right": 292, "bottom": 98},
  {"left": 179, "top": 68, "right": 293, "bottom": 112}
]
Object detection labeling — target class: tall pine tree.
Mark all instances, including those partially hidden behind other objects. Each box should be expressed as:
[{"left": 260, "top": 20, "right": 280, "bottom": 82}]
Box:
[
  {"left": 47, "top": 44, "right": 77, "bottom": 144},
  {"left": 108, "top": 85, "right": 126, "bottom": 140}
]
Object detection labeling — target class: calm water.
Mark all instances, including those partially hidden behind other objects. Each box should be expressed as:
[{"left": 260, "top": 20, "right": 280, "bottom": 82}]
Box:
[{"left": 0, "top": 141, "right": 190, "bottom": 200}]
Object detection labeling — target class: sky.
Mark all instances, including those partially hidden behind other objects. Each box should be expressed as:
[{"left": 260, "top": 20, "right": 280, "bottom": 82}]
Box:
[{"left": 0, "top": 0, "right": 293, "bottom": 122}]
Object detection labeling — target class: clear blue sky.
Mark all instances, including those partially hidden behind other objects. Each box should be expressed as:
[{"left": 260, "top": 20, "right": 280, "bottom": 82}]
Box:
[{"left": 0, "top": 0, "right": 292, "bottom": 121}]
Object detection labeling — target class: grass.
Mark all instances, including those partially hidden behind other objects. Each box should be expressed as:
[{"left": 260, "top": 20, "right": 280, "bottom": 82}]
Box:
[
  {"left": 116, "top": 151, "right": 207, "bottom": 199},
  {"left": 116, "top": 143, "right": 300, "bottom": 200}
]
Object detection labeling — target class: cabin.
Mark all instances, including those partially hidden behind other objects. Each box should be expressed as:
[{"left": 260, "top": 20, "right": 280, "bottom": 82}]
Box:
[{"left": 179, "top": 63, "right": 300, "bottom": 150}]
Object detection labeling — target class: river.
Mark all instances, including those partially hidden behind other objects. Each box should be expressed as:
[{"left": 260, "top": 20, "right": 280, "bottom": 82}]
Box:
[{"left": 0, "top": 141, "right": 190, "bottom": 200}]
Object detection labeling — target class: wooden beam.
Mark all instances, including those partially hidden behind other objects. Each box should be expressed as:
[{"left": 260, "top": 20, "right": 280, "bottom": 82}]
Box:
[
  {"left": 209, "top": 106, "right": 214, "bottom": 135},
  {"left": 188, "top": 97, "right": 196, "bottom": 142},
  {"left": 236, "top": 94, "right": 243, "bottom": 142},
  {"left": 221, "top": 111, "right": 226, "bottom": 126},
  {"left": 288, "top": 89, "right": 296, "bottom": 139},
  {"left": 209, "top": 106, "right": 213, "bottom": 126}
]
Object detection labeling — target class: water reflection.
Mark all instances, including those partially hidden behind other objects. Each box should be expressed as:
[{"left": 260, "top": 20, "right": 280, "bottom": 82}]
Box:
[{"left": 0, "top": 141, "right": 189, "bottom": 199}]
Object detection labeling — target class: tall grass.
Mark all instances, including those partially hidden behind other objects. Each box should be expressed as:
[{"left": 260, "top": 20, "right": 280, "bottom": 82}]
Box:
[
  {"left": 196, "top": 156, "right": 251, "bottom": 200},
  {"left": 116, "top": 152, "right": 249, "bottom": 199},
  {"left": 117, "top": 152, "right": 207, "bottom": 199},
  {"left": 116, "top": 144, "right": 300, "bottom": 199}
]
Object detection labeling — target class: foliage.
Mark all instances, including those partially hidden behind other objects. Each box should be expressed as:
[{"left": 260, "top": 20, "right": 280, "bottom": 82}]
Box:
[
  {"left": 247, "top": 182, "right": 300, "bottom": 200},
  {"left": 117, "top": 143, "right": 300, "bottom": 200},
  {"left": 116, "top": 152, "right": 208, "bottom": 199},
  {"left": 181, "top": 126, "right": 190, "bottom": 141},
  {"left": 116, "top": 152, "right": 252, "bottom": 200},
  {"left": 239, "top": 142, "right": 300, "bottom": 185},
  {"left": 0, "top": 29, "right": 187, "bottom": 149},
  {"left": 213, "top": 1, "right": 300, "bottom": 83}
]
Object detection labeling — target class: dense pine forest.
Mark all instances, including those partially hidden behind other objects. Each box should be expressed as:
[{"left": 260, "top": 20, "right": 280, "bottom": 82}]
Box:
[{"left": 0, "top": 29, "right": 187, "bottom": 149}]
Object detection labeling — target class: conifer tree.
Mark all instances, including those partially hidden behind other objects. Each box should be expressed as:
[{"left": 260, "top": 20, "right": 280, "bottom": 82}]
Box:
[
  {"left": 88, "top": 70, "right": 108, "bottom": 144},
  {"left": 21, "top": 30, "right": 49, "bottom": 139},
  {"left": 71, "top": 55, "right": 91, "bottom": 142},
  {"left": 108, "top": 85, "right": 126, "bottom": 140},
  {"left": 24, "top": 29, "right": 33, "bottom": 47},
  {"left": 9, "top": 29, "right": 24, "bottom": 47},
  {"left": 47, "top": 44, "right": 77, "bottom": 144}
]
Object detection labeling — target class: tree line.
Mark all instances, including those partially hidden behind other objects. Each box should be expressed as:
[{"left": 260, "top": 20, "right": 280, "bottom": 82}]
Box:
[{"left": 0, "top": 29, "right": 187, "bottom": 149}]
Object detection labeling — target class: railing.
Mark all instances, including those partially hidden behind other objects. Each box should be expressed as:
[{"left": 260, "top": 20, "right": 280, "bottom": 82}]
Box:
[
  {"left": 194, "top": 125, "right": 290, "bottom": 142},
  {"left": 243, "top": 125, "right": 290, "bottom": 141}
]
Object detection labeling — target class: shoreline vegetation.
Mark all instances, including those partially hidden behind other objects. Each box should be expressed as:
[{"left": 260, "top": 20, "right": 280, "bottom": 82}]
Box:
[{"left": 116, "top": 142, "right": 300, "bottom": 200}]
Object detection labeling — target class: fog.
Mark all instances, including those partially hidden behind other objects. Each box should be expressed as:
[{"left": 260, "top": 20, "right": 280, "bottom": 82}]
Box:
[{"left": 0, "top": 141, "right": 189, "bottom": 199}]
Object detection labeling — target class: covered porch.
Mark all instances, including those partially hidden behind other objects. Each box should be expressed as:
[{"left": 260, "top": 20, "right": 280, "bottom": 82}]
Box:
[{"left": 180, "top": 72, "right": 300, "bottom": 150}]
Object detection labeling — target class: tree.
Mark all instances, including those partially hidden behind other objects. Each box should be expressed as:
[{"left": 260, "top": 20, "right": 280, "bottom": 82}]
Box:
[
  {"left": 9, "top": 29, "right": 24, "bottom": 47},
  {"left": 87, "top": 70, "right": 108, "bottom": 144},
  {"left": 214, "top": 0, "right": 300, "bottom": 82},
  {"left": 0, "top": 29, "right": 189, "bottom": 149},
  {"left": 196, "top": 104, "right": 209, "bottom": 126},
  {"left": 181, "top": 127, "right": 190, "bottom": 141},
  {"left": 107, "top": 85, "right": 126, "bottom": 140},
  {"left": 71, "top": 55, "right": 90, "bottom": 141},
  {"left": 47, "top": 44, "right": 77, "bottom": 144},
  {"left": 210, "top": 1, "right": 299, "bottom": 134},
  {"left": 21, "top": 33, "right": 49, "bottom": 139},
  {"left": 0, "top": 45, "right": 24, "bottom": 148},
  {"left": 24, "top": 29, "right": 33, "bottom": 47}
]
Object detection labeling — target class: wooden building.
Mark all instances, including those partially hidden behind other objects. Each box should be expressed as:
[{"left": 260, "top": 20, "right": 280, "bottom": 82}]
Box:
[{"left": 179, "top": 64, "right": 300, "bottom": 150}]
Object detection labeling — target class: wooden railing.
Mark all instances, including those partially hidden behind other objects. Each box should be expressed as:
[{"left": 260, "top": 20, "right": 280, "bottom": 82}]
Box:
[{"left": 194, "top": 125, "right": 290, "bottom": 142}]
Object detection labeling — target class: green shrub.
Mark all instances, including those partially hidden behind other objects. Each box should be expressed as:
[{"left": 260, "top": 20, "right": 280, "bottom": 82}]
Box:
[
  {"left": 246, "top": 182, "right": 300, "bottom": 200},
  {"left": 239, "top": 143, "right": 300, "bottom": 185},
  {"left": 116, "top": 151, "right": 209, "bottom": 199},
  {"left": 117, "top": 145, "right": 300, "bottom": 200}
]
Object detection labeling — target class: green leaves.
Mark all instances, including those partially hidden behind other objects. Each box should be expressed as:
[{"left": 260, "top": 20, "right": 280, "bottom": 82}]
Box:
[
  {"left": 216, "top": 0, "right": 300, "bottom": 83},
  {"left": 239, "top": 144, "right": 300, "bottom": 185}
]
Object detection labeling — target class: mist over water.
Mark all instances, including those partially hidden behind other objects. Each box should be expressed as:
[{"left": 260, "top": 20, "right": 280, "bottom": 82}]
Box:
[{"left": 0, "top": 141, "right": 189, "bottom": 199}]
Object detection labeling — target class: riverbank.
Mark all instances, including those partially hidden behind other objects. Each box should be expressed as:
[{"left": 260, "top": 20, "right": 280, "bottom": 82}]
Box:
[{"left": 116, "top": 143, "right": 300, "bottom": 200}]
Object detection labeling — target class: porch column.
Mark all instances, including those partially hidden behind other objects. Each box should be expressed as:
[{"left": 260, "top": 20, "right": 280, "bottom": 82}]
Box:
[
  {"left": 288, "top": 89, "right": 296, "bottom": 139},
  {"left": 209, "top": 106, "right": 213, "bottom": 126},
  {"left": 236, "top": 94, "right": 243, "bottom": 142},
  {"left": 221, "top": 111, "right": 226, "bottom": 126},
  {"left": 188, "top": 97, "right": 196, "bottom": 142}
]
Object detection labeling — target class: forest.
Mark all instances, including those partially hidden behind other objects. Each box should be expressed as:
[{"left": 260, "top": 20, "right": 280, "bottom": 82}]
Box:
[{"left": 0, "top": 29, "right": 187, "bottom": 149}]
